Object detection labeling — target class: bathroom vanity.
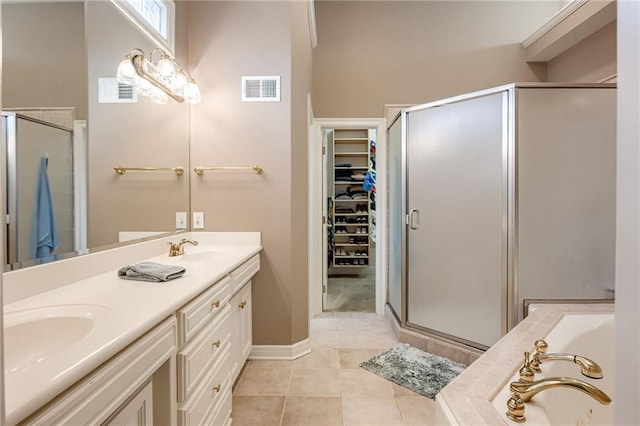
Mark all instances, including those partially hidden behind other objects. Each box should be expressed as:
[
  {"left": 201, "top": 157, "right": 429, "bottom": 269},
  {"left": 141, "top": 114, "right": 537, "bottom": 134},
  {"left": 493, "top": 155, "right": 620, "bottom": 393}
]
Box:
[{"left": 2, "top": 232, "right": 261, "bottom": 425}]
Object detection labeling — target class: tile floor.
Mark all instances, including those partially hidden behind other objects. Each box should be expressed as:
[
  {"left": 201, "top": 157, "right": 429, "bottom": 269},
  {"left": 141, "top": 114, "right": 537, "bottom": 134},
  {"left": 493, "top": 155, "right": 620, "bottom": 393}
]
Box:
[
  {"left": 232, "top": 313, "right": 436, "bottom": 425},
  {"left": 324, "top": 276, "right": 376, "bottom": 313}
]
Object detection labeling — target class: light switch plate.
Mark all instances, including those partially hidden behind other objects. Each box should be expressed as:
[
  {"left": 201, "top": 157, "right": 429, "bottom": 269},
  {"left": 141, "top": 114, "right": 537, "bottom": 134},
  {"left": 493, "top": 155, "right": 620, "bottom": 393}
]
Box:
[
  {"left": 193, "top": 212, "right": 204, "bottom": 229},
  {"left": 176, "top": 212, "right": 187, "bottom": 229}
]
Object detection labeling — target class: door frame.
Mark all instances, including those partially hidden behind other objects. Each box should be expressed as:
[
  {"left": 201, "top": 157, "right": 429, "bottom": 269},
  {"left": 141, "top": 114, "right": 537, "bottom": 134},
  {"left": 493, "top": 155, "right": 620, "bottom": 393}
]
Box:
[{"left": 309, "top": 117, "right": 387, "bottom": 317}]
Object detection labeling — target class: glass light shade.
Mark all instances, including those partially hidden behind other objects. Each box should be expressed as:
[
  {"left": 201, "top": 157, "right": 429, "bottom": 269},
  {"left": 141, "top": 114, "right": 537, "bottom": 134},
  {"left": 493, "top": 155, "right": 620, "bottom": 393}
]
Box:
[
  {"left": 156, "top": 57, "right": 176, "bottom": 79},
  {"left": 184, "top": 80, "right": 201, "bottom": 104},
  {"left": 116, "top": 57, "right": 137, "bottom": 85},
  {"left": 149, "top": 86, "right": 168, "bottom": 104},
  {"left": 135, "top": 77, "right": 153, "bottom": 96},
  {"left": 171, "top": 73, "right": 188, "bottom": 95}
]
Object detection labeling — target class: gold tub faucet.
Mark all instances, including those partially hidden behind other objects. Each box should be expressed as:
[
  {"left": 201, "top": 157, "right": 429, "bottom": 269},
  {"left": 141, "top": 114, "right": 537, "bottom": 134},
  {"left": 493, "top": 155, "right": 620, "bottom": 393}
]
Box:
[
  {"left": 530, "top": 339, "right": 604, "bottom": 379},
  {"left": 507, "top": 376, "right": 612, "bottom": 423},
  {"left": 168, "top": 239, "right": 199, "bottom": 256}
]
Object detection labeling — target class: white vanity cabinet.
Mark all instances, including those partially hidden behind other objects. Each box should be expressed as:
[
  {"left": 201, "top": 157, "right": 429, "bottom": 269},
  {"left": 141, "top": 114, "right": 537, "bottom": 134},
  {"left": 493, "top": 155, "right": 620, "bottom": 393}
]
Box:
[
  {"left": 230, "top": 254, "right": 259, "bottom": 383},
  {"left": 175, "top": 253, "right": 260, "bottom": 425},
  {"left": 176, "top": 275, "right": 232, "bottom": 425},
  {"left": 230, "top": 281, "right": 253, "bottom": 383},
  {"left": 21, "top": 317, "right": 176, "bottom": 425}
]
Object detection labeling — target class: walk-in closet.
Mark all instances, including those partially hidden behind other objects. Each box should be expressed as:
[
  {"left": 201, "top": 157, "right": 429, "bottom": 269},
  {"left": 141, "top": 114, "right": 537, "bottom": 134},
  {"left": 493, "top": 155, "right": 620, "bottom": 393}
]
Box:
[{"left": 323, "top": 128, "right": 377, "bottom": 312}]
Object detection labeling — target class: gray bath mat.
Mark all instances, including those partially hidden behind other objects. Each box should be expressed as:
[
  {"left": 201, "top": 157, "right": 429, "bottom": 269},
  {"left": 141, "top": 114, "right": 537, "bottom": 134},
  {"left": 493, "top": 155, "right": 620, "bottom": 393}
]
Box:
[{"left": 359, "top": 343, "right": 465, "bottom": 399}]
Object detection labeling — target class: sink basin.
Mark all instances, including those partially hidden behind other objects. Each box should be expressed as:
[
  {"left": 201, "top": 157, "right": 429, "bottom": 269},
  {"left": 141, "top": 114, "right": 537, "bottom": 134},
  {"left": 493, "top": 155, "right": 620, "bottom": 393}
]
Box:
[{"left": 3, "top": 304, "right": 113, "bottom": 376}]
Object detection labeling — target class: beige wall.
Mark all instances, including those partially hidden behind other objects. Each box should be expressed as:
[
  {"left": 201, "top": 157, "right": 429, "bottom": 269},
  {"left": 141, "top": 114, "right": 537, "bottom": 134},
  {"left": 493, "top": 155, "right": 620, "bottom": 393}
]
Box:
[
  {"left": 2, "top": 2, "right": 87, "bottom": 120},
  {"left": 187, "top": 1, "right": 311, "bottom": 345},
  {"left": 86, "top": 1, "right": 190, "bottom": 247},
  {"left": 547, "top": 20, "right": 616, "bottom": 82},
  {"left": 312, "top": 1, "right": 558, "bottom": 117}
]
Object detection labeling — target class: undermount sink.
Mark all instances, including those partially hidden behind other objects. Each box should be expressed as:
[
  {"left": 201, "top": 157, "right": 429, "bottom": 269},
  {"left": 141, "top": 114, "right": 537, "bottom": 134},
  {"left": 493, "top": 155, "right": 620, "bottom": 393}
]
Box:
[{"left": 3, "top": 304, "right": 113, "bottom": 376}]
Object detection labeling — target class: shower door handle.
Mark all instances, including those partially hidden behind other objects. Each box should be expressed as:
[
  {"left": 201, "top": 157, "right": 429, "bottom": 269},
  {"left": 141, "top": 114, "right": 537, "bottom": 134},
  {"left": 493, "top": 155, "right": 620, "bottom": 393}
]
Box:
[{"left": 408, "top": 209, "right": 420, "bottom": 230}]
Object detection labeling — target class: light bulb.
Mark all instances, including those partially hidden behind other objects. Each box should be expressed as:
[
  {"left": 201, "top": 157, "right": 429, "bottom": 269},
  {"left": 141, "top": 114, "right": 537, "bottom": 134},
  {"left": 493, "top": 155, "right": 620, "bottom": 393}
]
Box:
[
  {"left": 149, "top": 86, "right": 168, "bottom": 104},
  {"left": 136, "top": 77, "right": 153, "bottom": 96},
  {"left": 156, "top": 57, "right": 176, "bottom": 79},
  {"left": 116, "top": 57, "right": 136, "bottom": 85},
  {"left": 171, "top": 73, "right": 188, "bottom": 95},
  {"left": 184, "top": 80, "right": 201, "bottom": 104}
]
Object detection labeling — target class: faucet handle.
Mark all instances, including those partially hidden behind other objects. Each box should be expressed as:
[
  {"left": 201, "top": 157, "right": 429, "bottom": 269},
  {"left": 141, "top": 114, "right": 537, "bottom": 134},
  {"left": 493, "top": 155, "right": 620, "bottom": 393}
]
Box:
[
  {"left": 529, "top": 340, "right": 548, "bottom": 373},
  {"left": 519, "top": 352, "right": 535, "bottom": 383},
  {"left": 534, "top": 339, "right": 548, "bottom": 355},
  {"left": 506, "top": 392, "right": 526, "bottom": 423}
]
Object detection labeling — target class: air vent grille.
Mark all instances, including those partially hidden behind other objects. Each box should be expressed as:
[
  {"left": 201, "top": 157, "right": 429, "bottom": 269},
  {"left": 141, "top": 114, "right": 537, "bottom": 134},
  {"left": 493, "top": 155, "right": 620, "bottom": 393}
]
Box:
[
  {"left": 242, "top": 76, "right": 281, "bottom": 102},
  {"left": 98, "top": 78, "right": 138, "bottom": 103}
]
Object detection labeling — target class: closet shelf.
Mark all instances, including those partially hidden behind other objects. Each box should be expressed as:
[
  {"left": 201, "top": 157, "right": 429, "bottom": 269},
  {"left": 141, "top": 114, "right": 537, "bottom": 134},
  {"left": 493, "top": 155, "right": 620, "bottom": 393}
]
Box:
[
  {"left": 334, "top": 152, "right": 368, "bottom": 156},
  {"left": 335, "top": 166, "right": 368, "bottom": 170},
  {"left": 334, "top": 138, "right": 369, "bottom": 142},
  {"left": 335, "top": 181, "right": 365, "bottom": 185}
]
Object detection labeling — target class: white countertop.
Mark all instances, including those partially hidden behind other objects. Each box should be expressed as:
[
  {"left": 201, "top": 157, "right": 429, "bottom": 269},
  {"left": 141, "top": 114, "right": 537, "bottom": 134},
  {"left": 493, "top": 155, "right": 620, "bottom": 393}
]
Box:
[{"left": 3, "top": 239, "right": 261, "bottom": 425}]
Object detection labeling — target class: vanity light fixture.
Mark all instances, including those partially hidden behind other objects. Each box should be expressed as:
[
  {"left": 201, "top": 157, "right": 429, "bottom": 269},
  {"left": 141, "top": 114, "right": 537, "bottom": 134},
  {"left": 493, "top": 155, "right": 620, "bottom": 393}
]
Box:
[{"left": 116, "top": 48, "right": 201, "bottom": 104}]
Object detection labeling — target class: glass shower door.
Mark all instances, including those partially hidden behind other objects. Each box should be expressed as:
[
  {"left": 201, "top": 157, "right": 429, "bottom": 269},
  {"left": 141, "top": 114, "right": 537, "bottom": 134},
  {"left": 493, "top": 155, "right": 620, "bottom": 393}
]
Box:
[{"left": 405, "top": 92, "right": 508, "bottom": 348}]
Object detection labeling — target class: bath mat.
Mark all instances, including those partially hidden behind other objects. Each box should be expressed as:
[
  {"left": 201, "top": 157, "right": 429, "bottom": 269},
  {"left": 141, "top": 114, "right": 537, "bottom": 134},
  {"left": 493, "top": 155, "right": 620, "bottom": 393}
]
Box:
[{"left": 359, "top": 343, "right": 465, "bottom": 399}]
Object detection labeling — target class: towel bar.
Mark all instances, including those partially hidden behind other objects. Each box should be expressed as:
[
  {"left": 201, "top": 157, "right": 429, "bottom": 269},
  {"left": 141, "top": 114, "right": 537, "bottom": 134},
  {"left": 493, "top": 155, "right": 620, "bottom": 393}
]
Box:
[
  {"left": 114, "top": 166, "right": 184, "bottom": 176},
  {"left": 194, "top": 166, "right": 263, "bottom": 175}
]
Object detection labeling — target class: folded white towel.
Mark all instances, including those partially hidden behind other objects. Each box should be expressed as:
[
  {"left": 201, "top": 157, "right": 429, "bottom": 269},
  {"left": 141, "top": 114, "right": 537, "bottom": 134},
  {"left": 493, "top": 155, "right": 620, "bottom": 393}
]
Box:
[{"left": 118, "top": 262, "right": 186, "bottom": 282}]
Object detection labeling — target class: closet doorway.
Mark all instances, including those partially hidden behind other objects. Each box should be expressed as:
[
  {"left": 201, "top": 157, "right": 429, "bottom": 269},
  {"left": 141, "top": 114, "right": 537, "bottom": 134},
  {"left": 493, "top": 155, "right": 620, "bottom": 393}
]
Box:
[
  {"left": 308, "top": 118, "right": 387, "bottom": 317},
  {"left": 324, "top": 127, "right": 376, "bottom": 312}
]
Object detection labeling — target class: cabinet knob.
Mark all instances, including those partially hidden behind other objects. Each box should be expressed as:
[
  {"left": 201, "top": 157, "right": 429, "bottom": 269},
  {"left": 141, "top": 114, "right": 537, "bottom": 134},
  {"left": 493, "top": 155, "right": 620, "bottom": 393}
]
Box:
[
  {"left": 211, "top": 300, "right": 220, "bottom": 308},
  {"left": 239, "top": 301, "right": 247, "bottom": 309},
  {"left": 212, "top": 340, "right": 221, "bottom": 348},
  {"left": 213, "top": 384, "right": 221, "bottom": 393}
]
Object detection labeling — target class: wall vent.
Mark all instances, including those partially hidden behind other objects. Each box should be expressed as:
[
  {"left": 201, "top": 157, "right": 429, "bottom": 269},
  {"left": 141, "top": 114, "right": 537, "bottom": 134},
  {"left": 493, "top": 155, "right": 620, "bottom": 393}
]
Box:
[
  {"left": 98, "top": 78, "right": 138, "bottom": 103},
  {"left": 241, "top": 76, "right": 281, "bottom": 102}
]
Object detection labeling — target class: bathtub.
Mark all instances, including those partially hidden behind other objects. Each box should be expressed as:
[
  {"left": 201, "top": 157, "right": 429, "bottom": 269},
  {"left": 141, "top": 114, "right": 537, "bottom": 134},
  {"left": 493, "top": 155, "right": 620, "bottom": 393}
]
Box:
[{"left": 491, "top": 313, "right": 615, "bottom": 425}]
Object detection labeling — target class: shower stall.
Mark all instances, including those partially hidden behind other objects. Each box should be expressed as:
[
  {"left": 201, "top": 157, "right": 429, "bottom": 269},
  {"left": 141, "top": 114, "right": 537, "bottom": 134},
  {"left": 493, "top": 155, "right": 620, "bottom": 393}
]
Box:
[
  {"left": 388, "top": 83, "right": 616, "bottom": 349},
  {"left": 2, "top": 112, "right": 79, "bottom": 266}
]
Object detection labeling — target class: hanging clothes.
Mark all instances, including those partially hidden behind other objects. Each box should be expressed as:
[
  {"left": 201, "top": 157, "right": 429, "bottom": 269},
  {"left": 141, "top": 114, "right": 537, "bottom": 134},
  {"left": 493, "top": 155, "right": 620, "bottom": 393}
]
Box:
[{"left": 31, "top": 154, "right": 58, "bottom": 258}]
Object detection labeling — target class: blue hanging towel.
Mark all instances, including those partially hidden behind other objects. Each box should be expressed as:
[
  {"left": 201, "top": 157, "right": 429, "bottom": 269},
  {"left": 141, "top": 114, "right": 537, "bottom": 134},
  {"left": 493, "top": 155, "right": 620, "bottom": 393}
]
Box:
[{"left": 31, "top": 154, "right": 58, "bottom": 258}]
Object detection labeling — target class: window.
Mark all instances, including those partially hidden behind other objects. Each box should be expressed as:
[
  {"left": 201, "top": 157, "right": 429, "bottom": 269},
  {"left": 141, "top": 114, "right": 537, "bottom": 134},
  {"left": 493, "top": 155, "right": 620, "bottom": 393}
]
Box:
[{"left": 110, "top": 0, "right": 175, "bottom": 53}]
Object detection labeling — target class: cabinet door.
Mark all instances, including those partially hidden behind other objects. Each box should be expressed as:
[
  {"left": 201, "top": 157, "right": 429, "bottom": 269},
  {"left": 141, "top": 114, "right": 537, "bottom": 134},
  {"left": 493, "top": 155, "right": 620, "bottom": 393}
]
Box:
[
  {"left": 406, "top": 91, "right": 507, "bottom": 348},
  {"left": 104, "top": 380, "right": 153, "bottom": 426},
  {"left": 230, "top": 282, "right": 253, "bottom": 383}
]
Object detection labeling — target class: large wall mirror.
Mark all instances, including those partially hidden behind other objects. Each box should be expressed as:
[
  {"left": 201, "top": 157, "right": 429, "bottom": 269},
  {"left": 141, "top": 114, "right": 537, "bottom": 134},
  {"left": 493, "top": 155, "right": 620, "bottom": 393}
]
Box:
[{"left": 1, "top": 0, "right": 190, "bottom": 271}]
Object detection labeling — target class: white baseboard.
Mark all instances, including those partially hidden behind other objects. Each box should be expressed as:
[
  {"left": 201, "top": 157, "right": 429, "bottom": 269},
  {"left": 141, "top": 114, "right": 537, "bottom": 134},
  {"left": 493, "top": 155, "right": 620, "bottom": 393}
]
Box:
[{"left": 248, "top": 339, "right": 311, "bottom": 360}]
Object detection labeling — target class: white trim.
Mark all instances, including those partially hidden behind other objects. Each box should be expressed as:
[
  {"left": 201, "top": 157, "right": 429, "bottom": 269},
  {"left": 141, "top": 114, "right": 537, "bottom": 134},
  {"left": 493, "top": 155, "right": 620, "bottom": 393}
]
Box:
[
  {"left": 73, "top": 120, "right": 88, "bottom": 253},
  {"left": 522, "top": 0, "right": 589, "bottom": 48},
  {"left": 108, "top": 0, "right": 176, "bottom": 55},
  {"left": 309, "top": 118, "right": 387, "bottom": 318},
  {"left": 307, "top": 0, "right": 318, "bottom": 49},
  {"left": 599, "top": 73, "right": 617, "bottom": 83},
  {"left": 248, "top": 339, "right": 311, "bottom": 360}
]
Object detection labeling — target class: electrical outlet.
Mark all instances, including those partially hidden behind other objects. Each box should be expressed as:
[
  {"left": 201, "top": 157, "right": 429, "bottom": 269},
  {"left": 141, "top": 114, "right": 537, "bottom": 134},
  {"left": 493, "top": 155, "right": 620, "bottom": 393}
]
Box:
[
  {"left": 176, "top": 212, "right": 187, "bottom": 229},
  {"left": 193, "top": 212, "right": 204, "bottom": 229}
]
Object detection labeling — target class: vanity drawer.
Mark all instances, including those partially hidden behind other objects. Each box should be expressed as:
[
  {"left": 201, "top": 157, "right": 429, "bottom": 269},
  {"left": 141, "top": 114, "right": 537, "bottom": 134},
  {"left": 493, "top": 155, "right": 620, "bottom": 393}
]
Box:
[
  {"left": 177, "top": 304, "right": 231, "bottom": 403},
  {"left": 230, "top": 253, "right": 260, "bottom": 294},
  {"left": 177, "top": 275, "right": 231, "bottom": 346},
  {"left": 204, "top": 375, "right": 232, "bottom": 426},
  {"left": 178, "top": 345, "right": 231, "bottom": 426}
]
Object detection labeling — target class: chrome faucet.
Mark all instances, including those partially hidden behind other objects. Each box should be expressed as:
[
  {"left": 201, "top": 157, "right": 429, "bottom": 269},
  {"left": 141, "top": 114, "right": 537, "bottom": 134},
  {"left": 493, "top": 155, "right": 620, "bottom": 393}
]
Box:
[
  {"left": 507, "top": 376, "right": 611, "bottom": 422},
  {"left": 530, "top": 339, "right": 604, "bottom": 379},
  {"left": 167, "top": 239, "right": 199, "bottom": 256}
]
